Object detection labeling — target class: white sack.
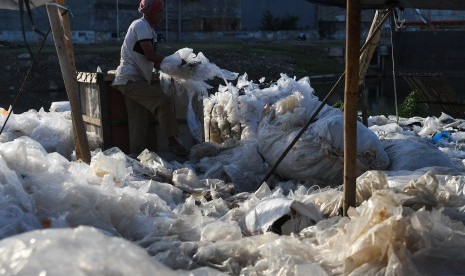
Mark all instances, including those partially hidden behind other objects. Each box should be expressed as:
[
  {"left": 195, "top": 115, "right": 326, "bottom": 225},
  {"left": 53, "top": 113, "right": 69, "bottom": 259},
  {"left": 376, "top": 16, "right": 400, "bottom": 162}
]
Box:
[
  {"left": 382, "top": 138, "right": 459, "bottom": 172},
  {"left": 258, "top": 93, "right": 390, "bottom": 186},
  {"left": 239, "top": 197, "right": 322, "bottom": 236}
]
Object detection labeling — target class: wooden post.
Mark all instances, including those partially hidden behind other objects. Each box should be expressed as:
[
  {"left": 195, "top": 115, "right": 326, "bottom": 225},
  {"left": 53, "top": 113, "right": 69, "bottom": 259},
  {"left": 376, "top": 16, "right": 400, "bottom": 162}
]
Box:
[
  {"left": 47, "top": 2, "right": 91, "bottom": 163},
  {"left": 343, "top": 0, "right": 360, "bottom": 216},
  {"left": 54, "top": 0, "right": 82, "bottom": 159}
]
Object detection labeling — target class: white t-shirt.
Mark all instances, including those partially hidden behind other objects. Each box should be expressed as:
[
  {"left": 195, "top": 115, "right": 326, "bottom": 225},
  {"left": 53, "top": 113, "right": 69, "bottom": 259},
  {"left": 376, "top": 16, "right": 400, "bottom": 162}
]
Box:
[{"left": 112, "top": 17, "right": 157, "bottom": 85}]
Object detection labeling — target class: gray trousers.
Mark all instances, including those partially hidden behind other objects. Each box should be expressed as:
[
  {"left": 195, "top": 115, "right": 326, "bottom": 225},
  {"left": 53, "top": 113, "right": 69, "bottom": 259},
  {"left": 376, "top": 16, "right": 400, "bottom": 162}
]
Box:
[{"left": 114, "top": 80, "right": 178, "bottom": 154}]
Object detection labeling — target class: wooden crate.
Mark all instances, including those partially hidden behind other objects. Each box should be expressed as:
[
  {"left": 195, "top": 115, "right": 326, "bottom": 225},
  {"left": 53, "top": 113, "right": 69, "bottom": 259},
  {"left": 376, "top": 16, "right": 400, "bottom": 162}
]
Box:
[{"left": 76, "top": 71, "right": 199, "bottom": 154}]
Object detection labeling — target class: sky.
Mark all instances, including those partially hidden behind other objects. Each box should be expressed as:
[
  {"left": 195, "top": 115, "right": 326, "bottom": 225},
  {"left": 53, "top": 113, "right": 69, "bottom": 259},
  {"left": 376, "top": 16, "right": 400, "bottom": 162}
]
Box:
[{"left": 0, "top": 48, "right": 464, "bottom": 275}]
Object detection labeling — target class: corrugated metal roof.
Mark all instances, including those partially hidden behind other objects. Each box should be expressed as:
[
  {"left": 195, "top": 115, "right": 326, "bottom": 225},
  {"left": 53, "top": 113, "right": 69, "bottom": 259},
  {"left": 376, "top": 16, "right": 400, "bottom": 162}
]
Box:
[{"left": 307, "top": 0, "right": 465, "bottom": 10}]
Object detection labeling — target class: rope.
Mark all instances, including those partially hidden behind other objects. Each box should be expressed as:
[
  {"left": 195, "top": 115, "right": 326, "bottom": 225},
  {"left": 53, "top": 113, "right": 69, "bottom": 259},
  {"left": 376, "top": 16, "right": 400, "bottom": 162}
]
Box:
[
  {"left": 0, "top": 27, "right": 51, "bottom": 136},
  {"left": 259, "top": 9, "right": 392, "bottom": 185},
  {"left": 390, "top": 14, "right": 399, "bottom": 123},
  {"left": 18, "top": 0, "right": 48, "bottom": 58}
]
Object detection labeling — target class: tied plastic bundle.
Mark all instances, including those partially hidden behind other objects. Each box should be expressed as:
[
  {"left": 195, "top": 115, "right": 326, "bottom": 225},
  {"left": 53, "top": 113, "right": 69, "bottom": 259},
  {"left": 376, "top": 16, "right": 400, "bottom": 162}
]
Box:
[
  {"left": 257, "top": 90, "right": 390, "bottom": 186},
  {"left": 204, "top": 74, "right": 315, "bottom": 143},
  {"left": 160, "top": 48, "right": 238, "bottom": 142}
]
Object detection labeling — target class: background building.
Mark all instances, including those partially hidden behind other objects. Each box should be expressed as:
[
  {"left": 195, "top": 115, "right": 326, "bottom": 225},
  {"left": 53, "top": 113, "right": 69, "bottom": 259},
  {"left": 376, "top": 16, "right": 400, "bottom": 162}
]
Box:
[
  {"left": 1, "top": 1, "right": 465, "bottom": 43},
  {"left": 241, "top": 0, "right": 318, "bottom": 31}
]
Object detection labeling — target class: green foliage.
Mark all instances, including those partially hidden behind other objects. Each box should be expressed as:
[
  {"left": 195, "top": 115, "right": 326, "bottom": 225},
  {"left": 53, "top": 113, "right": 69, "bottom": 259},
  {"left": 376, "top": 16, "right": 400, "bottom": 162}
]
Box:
[
  {"left": 399, "top": 90, "right": 429, "bottom": 117},
  {"left": 261, "top": 11, "right": 299, "bottom": 31},
  {"left": 332, "top": 100, "right": 344, "bottom": 110}
]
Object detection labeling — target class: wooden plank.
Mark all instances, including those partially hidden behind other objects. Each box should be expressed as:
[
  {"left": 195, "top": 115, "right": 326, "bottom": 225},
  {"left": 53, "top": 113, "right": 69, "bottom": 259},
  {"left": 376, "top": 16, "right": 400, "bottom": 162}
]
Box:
[
  {"left": 82, "top": 114, "right": 102, "bottom": 126},
  {"left": 47, "top": 2, "right": 91, "bottom": 163}
]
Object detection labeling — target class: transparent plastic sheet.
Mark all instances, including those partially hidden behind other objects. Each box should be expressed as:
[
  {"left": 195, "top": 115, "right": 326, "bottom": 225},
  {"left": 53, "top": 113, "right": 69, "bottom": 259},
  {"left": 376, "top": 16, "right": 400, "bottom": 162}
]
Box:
[
  {"left": 3, "top": 72, "right": 465, "bottom": 276},
  {"left": 34, "top": 178, "right": 176, "bottom": 240},
  {"left": 0, "top": 109, "right": 41, "bottom": 137},
  {"left": 90, "top": 151, "right": 131, "bottom": 185},
  {"left": 132, "top": 180, "right": 184, "bottom": 207},
  {"left": 193, "top": 234, "right": 279, "bottom": 275},
  {"left": 137, "top": 149, "right": 179, "bottom": 182},
  {"left": 293, "top": 172, "right": 465, "bottom": 275},
  {"left": 256, "top": 235, "right": 324, "bottom": 275},
  {"left": 185, "top": 87, "right": 204, "bottom": 142},
  {"left": 201, "top": 220, "right": 242, "bottom": 242},
  {"left": 297, "top": 187, "right": 343, "bottom": 218},
  {"left": 49, "top": 101, "right": 71, "bottom": 112},
  {"left": 172, "top": 167, "right": 209, "bottom": 195},
  {"left": 160, "top": 48, "right": 238, "bottom": 82},
  {"left": 0, "top": 204, "right": 40, "bottom": 239},
  {"left": 418, "top": 116, "right": 444, "bottom": 136},
  {"left": 15, "top": 148, "right": 177, "bottom": 240},
  {"left": 30, "top": 108, "right": 73, "bottom": 157},
  {"left": 0, "top": 108, "right": 73, "bottom": 158},
  {"left": 0, "top": 153, "right": 36, "bottom": 214},
  {"left": 0, "top": 136, "right": 49, "bottom": 175},
  {"left": 0, "top": 226, "right": 177, "bottom": 275},
  {"left": 195, "top": 141, "right": 268, "bottom": 193}
]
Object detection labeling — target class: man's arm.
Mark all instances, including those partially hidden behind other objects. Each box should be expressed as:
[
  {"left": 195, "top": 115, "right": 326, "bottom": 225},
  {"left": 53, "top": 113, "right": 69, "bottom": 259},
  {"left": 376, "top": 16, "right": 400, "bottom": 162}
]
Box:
[{"left": 139, "top": 40, "right": 164, "bottom": 70}]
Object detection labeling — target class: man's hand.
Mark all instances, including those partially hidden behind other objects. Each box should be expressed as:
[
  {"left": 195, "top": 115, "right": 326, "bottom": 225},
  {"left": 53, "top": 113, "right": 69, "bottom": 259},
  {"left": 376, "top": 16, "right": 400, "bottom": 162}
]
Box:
[{"left": 139, "top": 40, "right": 164, "bottom": 69}]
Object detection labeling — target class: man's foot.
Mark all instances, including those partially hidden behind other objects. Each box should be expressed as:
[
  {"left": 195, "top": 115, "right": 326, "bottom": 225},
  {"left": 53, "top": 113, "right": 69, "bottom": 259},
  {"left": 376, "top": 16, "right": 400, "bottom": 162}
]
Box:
[{"left": 168, "top": 137, "right": 189, "bottom": 157}]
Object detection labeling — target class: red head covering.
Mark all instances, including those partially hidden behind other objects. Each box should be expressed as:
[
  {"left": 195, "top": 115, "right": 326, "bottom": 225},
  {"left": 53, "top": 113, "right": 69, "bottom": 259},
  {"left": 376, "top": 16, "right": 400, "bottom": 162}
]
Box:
[{"left": 138, "top": 0, "right": 164, "bottom": 15}]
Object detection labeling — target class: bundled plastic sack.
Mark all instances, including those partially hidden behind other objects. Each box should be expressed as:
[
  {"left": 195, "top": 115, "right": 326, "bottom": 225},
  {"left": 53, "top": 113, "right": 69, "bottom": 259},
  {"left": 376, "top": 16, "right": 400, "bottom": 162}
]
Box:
[
  {"left": 257, "top": 91, "right": 390, "bottom": 186},
  {"left": 383, "top": 137, "right": 459, "bottom": 172},
  {"left": 204, "top": 74, "right": 315, "bottom": 143},
  {"left": 160, "top": 48, "right": 238, "bottom": 142}
]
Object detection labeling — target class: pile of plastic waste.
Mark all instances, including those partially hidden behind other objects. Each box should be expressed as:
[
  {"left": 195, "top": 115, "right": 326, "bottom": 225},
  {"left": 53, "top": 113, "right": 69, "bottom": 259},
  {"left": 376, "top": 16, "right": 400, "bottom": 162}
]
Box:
[{"left": 0, "top": 49, "right": 464, "bottom": 275}]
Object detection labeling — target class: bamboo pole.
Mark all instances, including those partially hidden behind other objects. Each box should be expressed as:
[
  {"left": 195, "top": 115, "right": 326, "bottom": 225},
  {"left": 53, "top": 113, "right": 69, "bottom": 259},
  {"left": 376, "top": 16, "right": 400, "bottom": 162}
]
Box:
[
  {"left": 343, "top": 0, "right": 361, "bottom": 216},
  {"left": 359, "top": 10, "right": 389, "bottom": 85},
  {"left": 359, "top": 10, "right": 390, "bottom": 125},
  {"left": 47, "top": 2, "right": 91, "bottom": 163}
]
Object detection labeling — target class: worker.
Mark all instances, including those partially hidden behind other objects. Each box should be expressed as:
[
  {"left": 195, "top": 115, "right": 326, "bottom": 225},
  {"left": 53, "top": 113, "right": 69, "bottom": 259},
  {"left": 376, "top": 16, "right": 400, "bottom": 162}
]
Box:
[{"left": 112, "top": 0, "right": 188, "bottom": 156}]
